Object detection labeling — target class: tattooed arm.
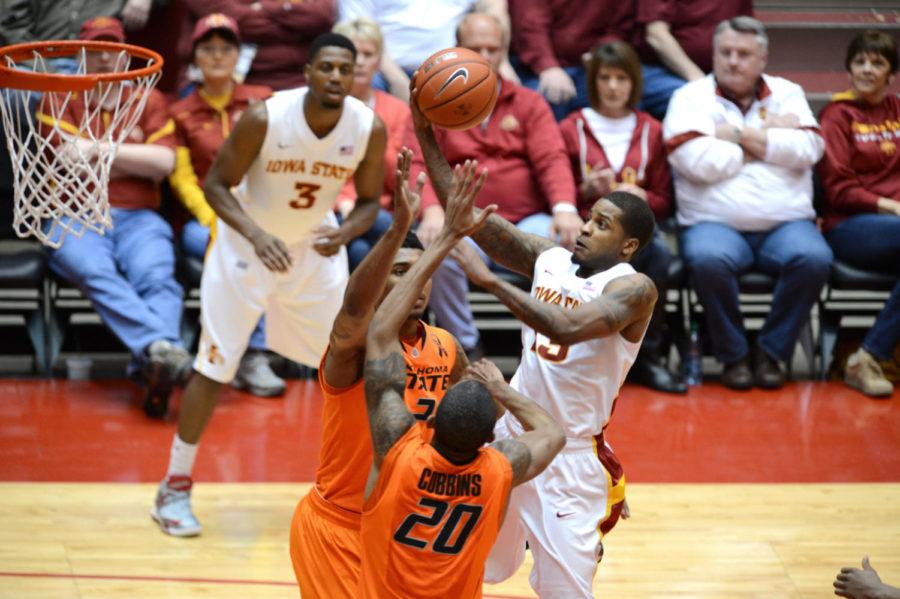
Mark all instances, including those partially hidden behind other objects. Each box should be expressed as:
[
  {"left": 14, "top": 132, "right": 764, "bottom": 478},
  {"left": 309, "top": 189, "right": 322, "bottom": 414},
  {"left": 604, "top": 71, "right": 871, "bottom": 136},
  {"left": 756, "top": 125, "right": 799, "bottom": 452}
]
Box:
[
  {"left": 323, "top": 149, "right": 424, "bottom": 389},
  {"left": 466, "top": 360, "right": 564, "bottom": 487},
  {"left": 365, "top": 162, "right": 493, "bottom": 464},
  {"left": 411, "top": 98, "right": 554, "bottom": 278},
  {"left": 454, "top": 244, "right": 657, "bottom": 346}
]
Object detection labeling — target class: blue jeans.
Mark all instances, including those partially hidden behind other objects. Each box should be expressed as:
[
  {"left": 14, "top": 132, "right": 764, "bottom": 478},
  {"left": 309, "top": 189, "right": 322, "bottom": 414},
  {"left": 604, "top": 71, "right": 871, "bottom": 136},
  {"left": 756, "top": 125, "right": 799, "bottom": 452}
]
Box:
[
  {"left": 181, "top": 219, "right": 267, "bottom": 351},
  {"left": 344, "top": 208, "right": 394, "bottom": 271},
  {"left": 428, "top": 213, "right": 555, "bottom": 350},
  {"left": 518, "top": 63, "right": 589, "bottom": 122},
  {"left": 681, "top": 220, "right": 833, "bottom": 364},
  {"left": 827, "top": 214, "right": 900, "bottom": 361},
  {"left": 48, "top": 208, "right": 184, "bottom": 359},
  {"left": 639, "top": 64, "right": 687, "bottom": 120}
]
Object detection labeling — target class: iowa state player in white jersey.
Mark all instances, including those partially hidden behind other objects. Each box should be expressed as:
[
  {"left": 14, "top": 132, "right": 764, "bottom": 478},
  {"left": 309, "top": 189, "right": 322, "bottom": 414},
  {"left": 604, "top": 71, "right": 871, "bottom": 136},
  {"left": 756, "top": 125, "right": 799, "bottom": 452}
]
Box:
[
  {"left": 412, "top": 92, "right": 657, "bottom": 597},
  {"left": 151, "top": 33, "right": 386, "bottom": 537}
]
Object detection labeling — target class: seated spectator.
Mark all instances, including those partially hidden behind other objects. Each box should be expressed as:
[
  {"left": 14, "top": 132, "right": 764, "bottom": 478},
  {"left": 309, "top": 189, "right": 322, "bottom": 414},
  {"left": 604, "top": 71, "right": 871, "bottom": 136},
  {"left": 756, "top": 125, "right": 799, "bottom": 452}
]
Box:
[
  {"left": 337, "top": 0, "right": 515, "bottom": 101},
  {"left": 168, "top": 13, "right": 285, "bottom": 398},
  {"left": 817, "top": 30, "right": 900, "bottom": 398},
  {"left": 180, "top": 0, "right": 335, "bottom": 91},
  {"left": 509, "top": 0, "right": 634, "bottom": 120},
  {"left": 634, "top": 0, "right": 752, "bottom": 118},
  {"left": 560, "top": 41, "right": 686, "bottom": 394},
  {"left": 39, "top": 18, "right": 191, "bottom": 401},
  {"left": 331, "top": 17, "right": 435, "bottom": 270},
  {"left": 663, "top": 16, "right": 832, "bottom": 390},
  {"left": 421, "top": 12, "right": 582, "bottom": 359}
]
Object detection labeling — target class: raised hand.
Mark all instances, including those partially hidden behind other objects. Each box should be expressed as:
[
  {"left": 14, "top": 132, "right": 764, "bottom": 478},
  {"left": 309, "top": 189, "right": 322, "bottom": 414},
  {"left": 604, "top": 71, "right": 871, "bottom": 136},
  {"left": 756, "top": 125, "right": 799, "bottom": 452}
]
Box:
[
  {"left": 393, "top": 147, "right": 425, "bottom": 230},
  {"left": 465, "top": 357, "right": 505, "bottom": 386},
  {"left": 408, "top": 73, "right": 432, "bottom": 132},
  {"left": 442, "top": 160, "right": 495, "bottom": 240}
]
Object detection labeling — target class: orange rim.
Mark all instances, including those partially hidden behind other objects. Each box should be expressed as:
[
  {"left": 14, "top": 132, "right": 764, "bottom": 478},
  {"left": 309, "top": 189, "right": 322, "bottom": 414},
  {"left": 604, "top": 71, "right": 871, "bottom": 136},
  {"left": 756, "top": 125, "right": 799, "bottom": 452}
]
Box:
[{"left": 0, "top": 40, "right": 163, "bottom": 92}]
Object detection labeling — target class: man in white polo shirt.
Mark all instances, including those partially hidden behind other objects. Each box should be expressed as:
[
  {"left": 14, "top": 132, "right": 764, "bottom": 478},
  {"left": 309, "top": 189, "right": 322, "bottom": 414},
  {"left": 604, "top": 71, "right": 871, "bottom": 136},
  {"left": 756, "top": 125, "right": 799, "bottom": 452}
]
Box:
[{"left": 663, "top": 16, "right": 832, "bottom": 390}]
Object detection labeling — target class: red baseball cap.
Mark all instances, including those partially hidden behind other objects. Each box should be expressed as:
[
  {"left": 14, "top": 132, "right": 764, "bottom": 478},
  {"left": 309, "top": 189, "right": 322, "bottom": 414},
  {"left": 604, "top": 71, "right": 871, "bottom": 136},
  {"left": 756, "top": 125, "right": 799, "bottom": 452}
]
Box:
[
  {"left": 79, "top": 16, "right": 126, "bottom": 42},
  {"left": 191, "top": 13, "right": 241, "bottom": 45}
]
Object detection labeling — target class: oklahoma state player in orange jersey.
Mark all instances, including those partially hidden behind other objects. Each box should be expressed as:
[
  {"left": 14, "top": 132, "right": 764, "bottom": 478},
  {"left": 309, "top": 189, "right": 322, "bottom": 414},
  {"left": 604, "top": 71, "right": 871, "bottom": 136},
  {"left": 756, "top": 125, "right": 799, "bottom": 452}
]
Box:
[
  {"left": 289, "top": 149, "right": 467, "bottom": 598},
  {"left": 360, "top": 161, "right": 565, "bottom": 598}
]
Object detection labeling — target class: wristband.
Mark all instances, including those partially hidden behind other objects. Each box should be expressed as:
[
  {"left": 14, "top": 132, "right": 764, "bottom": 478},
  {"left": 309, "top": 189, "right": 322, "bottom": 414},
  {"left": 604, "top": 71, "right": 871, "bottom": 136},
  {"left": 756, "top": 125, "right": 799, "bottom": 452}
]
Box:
[{"left": 552, "top": 203, "right": 578, "bottom": 215}]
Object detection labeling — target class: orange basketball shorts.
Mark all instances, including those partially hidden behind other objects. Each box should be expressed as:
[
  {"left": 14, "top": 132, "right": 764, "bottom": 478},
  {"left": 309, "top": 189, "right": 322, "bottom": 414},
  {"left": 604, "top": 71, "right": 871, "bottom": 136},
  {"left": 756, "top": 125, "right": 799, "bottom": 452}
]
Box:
[{"left": 289, "top": 489, "right": 362, "bottom": 599}]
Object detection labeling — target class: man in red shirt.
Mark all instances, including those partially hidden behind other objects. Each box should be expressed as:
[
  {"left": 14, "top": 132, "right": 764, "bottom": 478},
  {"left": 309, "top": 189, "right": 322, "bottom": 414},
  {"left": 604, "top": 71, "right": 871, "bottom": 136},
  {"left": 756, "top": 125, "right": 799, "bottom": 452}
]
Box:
[
  {"left": 509, "top": 0, "right": 633, "bottom": 120},
  {"left": 417, "top": 12, "right": 582, "bottom": 359},
  {"left": 40, "top": 17, "right": 190, "bottom": 411}
]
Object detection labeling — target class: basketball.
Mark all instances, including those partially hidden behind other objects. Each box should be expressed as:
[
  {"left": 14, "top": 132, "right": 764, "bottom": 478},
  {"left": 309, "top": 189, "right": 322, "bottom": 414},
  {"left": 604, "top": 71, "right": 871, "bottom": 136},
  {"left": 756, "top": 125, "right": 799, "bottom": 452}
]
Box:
[{"left": 414, "top": 47, "right": 498, "bottom": 131}]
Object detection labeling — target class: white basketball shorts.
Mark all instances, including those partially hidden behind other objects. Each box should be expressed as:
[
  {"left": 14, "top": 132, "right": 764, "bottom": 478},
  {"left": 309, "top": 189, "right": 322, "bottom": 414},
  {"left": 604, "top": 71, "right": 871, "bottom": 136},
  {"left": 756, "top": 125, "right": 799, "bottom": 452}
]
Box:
[
  {"left": 194, "top": 218, "right": 348, "bottom": 383},
  {"left": 485, "top": 413, "right": 626, "bottom": 598}
]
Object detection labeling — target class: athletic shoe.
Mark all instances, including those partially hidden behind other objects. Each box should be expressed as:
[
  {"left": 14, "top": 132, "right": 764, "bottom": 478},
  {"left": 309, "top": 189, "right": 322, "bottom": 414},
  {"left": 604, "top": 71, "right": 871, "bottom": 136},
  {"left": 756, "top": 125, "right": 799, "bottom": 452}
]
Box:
[
  {"left": 232, "top": 350, "right": 286, "bottom": 397},
  {"left": 146, "top": 339, "right": 193, "bottom": 386},
  {"left": 845, "top": 348, "right": 894, "bottom": 398},
  {"left": 151, "top": 475, "right": 201, "bottom": 537}
]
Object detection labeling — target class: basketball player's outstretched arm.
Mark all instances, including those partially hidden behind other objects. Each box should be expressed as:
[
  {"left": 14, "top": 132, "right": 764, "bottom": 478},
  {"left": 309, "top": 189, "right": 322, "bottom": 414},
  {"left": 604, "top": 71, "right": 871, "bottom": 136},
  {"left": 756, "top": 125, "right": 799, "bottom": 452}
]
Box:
[
  {"left": 365, "top": 162, "right": 494, "bottom": 465},
  {"left": 455, "top": 242, "right": 657, "bottom": 345},
  {"left": 203, "top": 102, "right": 294, "bottom": 273},
  {"left": 409, "top": 89, "right": 554, "bottom": 278},
  {"left": 323, "top": 149, "right": 425, "bottom": 389},
  {"left": 467, "top": 360, "right": 564, "bottom": 486}
]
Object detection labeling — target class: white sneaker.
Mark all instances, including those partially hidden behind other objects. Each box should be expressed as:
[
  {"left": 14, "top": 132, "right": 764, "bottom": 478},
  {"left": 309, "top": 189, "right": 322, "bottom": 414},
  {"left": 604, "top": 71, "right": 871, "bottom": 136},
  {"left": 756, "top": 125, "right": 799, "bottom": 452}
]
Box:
[
  {"left": 151, "top": 475, "right": 202, "bottom": 537},
  {"left": 232, "top": 350, "right": 286, "bottom": 397},
  {"left": 845, "top": 348, "right": 894, "bottom": 398}
]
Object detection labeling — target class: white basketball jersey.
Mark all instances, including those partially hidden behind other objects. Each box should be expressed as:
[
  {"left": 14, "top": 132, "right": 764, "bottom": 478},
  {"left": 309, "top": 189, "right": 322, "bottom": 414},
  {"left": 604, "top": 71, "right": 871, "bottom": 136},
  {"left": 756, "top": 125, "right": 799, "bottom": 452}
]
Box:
[
  {"left": 510, "top": 248, "right": 644, "bottom": 439},
  {"left": 236, "top": 87, "right": 374, "bottom": 245}
]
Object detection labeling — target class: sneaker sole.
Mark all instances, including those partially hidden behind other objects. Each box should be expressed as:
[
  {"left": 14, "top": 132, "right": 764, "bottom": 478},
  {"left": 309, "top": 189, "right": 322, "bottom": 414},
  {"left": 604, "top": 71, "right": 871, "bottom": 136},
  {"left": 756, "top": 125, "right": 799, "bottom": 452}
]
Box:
[
  {"left": 845, "top": 378, "right": 893, "bottom": 398},
  {"left": 150, "top": 508, "right": 202, "bottom": 537}
]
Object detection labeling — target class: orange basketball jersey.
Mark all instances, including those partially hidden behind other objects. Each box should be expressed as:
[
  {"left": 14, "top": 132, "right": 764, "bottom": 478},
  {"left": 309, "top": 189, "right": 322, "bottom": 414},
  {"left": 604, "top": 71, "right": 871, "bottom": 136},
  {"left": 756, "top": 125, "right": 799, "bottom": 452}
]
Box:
[
  {"left": 358, "top": 427, "right": 513, "bottom": 599},
  {"left": 314, "top": 322, "right": 458, "bottom": 518}
]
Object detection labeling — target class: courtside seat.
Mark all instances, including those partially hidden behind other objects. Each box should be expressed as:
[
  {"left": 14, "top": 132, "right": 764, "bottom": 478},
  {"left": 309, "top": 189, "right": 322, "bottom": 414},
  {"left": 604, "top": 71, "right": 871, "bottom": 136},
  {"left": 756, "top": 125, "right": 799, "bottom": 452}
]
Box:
[
  {"left": 0, "top": 240, "right": 49, "bottom": 372},
  {"left": 818, "top": 259, "right": 896, "bottom": 379}
]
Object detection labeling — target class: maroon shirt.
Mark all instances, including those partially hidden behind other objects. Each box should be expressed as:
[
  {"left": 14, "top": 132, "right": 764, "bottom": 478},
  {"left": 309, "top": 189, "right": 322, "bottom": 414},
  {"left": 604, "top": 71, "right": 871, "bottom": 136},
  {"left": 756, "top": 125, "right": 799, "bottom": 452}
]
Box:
[
  {"left": 426, "top": 80, "right": 577, "bottom": 223},
  {"left": 817, "top": 92, "right": 900, "bottom": 233},
  {"left": 509, "top": 0, "right": 634, "bottom": 73},
  {"left": 181, "top": 0, "right": 335, "bottom": 90},
  {"left": 636, "top": 0, "right": 752, "bottom": 73}
]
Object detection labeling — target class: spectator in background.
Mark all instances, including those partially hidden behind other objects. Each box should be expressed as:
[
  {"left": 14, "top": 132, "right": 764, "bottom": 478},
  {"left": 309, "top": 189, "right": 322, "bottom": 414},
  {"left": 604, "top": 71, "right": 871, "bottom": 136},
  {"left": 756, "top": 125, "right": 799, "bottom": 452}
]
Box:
[
  {"left": 664, "top": 16, "right": 832, "bottom": 390},
  {"left": 169, "top": 13, "right": 285, "bottom": 398},
  {"left": 0, "top": 0, "right": 162, "bottom": 45},
  {"left": 180, "top": 0, "right": 335, "bottom": 91},
  {"left": 331, "top": 17, "right": 436, "bottom": 270},
  {"left": 635, "top": 0, "right": 753, "bottom": 118},
  {"left": 337, "top": 0, "right": 515, "bottom": 101},
  {"left": 39, "top": 18, "right": 190, "bottom": 406},
  {"left": 509, "top": 0, "right": 634, "bottom": 120},
  {"left": 421, "top": 12, "right": 582, "bottom": 359},
  {"left": 817, "top": 30, "right": 900, "bottom": 398},
  {"left": 560, "top": 42, "right": 686, "bottom": 394}
]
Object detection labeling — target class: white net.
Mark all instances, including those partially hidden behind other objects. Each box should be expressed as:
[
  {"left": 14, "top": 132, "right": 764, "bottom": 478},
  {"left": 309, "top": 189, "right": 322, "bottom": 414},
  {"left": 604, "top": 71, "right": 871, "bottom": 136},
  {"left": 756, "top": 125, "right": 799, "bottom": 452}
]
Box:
[{"left": 0, "top": 45, "right": 161, "bottom": 248}]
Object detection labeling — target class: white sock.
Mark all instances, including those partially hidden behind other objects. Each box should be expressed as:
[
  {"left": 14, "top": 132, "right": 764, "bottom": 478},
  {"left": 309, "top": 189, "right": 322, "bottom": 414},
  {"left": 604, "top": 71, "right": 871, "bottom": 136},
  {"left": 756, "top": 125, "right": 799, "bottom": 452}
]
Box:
[{"left": 166, "top": 434, "right": 199, "bottom": 479}]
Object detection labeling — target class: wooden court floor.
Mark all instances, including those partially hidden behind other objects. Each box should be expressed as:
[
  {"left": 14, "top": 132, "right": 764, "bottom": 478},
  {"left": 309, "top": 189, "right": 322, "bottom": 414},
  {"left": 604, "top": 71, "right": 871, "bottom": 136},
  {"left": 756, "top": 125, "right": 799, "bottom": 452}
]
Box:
[
  {"left": 1, "top": 482, "right": 898, "bottom": 598},
  {"left": 1, "top": 379, "right": 898, "bottom": 598}
]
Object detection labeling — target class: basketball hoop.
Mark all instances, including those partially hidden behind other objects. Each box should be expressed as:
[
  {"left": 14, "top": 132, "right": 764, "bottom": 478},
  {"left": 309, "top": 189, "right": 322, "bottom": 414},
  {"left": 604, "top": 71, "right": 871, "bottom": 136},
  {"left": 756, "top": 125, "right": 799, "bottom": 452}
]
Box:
[{"left": 0, "top": 40, "right": 163, "bottom": 248}]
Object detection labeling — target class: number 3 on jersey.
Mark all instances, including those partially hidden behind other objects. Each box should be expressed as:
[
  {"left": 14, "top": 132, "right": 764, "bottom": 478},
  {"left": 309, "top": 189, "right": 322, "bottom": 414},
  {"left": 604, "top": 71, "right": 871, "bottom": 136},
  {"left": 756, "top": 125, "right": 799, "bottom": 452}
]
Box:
[
  {"left": 393, "top": 498, "right": 482, "bottom": 554},
  {"left": 289, "top": 182, "right": 321, "bottom": 209},
  {"left": 531, "top": 334, "right": 569, "bottom": 362}
]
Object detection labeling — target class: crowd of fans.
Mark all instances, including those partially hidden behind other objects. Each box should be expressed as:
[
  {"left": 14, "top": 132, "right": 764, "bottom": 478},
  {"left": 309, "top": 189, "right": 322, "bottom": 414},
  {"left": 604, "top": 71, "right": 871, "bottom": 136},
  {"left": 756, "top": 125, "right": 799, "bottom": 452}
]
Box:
[{"left": 0, "top": 1, "right": 897, "bottom": 400}]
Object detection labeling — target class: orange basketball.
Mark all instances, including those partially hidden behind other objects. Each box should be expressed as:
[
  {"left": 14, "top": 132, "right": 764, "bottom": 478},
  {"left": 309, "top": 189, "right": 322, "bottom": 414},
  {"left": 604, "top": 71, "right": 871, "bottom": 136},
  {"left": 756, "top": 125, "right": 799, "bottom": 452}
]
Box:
[{"left": 414, "top": 47, "right": 498, "bottom": 131}]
